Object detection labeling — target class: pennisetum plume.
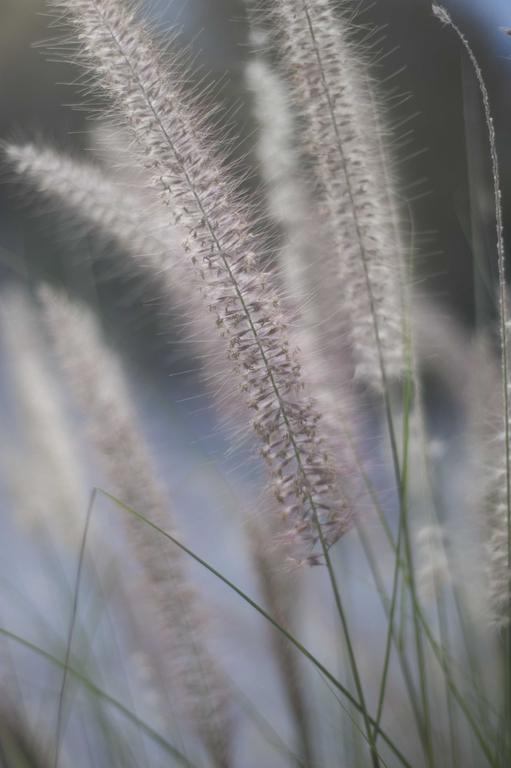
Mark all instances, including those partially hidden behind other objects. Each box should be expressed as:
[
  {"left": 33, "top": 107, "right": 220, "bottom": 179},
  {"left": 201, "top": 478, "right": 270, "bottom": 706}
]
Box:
[
  {"left": 243, "top": 13, "right": 352, "bottom": 370},
  {"left": 251, "top": 0, "right": 408, "bottom": 391},
  {"left": 39, "top": 285, "right": 233, "bottom": 768},
  {"left": 0, "top": 287, "right": 87, "bottom": 547},
  {"left": 33, "top": 0, "right": 354, "bottom": 562},
  {"left": 468, "top": 331, "right": 511, "bottom": 628},
  {"left": 2, "top": 141, "right": 255, "bottom": 419},
  {"left": 3, "top": 143, "right": 178, "bottom": 277},
  {"left": 244, "top": 27, "right": 322, "bottom": 321},
  {"left": 2, "top": 142, "right": 235, "bottom": 393}
]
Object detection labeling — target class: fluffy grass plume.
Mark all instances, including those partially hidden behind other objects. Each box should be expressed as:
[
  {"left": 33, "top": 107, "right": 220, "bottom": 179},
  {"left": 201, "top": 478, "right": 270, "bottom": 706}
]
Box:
[
  {"left": 23, "top": 0, "right": 355, "bottom": 562},
  {"left": 0, "top": 287, "right": 87, "bottom": 547},
  {"left": 253, "top": 0, "right": 408, "bottom": 390},
  {"left": 39, "top": 285, "right": 233, "bottom": 767}
]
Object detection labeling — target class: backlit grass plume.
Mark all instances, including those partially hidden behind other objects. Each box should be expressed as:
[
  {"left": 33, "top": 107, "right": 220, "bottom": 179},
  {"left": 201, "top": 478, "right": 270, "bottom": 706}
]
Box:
[
  {"left": 244, "top": 28, "right": 321, "bottom": 321},
  {"left": 16, "top": 0, "right": 355, "bottom": 562},
  {"left": 485, "top": 439, "right": 511, "bottom": 627},
  {"left": 39, "top": 285, "right": 233, "bottom": 768},
  {"left": 2, "top": 141, "right": 233, "bottom": 400},
  {"left": 0, "top": 287, "right": 86, "bottom": 547},
  {"left": 434, "top": 3, "right": 511, "bottom": 629},
  {"left": 468, "top": 333, "right": 511, "bottom": 628},
  {"left": 254, "top": 0, "right": 408, "bottom": 390},
  {"left": 4, "top": 143, "right": 176, "bottom": 274},
  {"left": 244, "top": 21, "right": 362, "bottom": 518}
]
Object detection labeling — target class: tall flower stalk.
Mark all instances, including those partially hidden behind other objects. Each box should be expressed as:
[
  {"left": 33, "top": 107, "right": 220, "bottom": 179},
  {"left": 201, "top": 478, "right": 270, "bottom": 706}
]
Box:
[
  {"left": 0, "top": 288, "right": 87, "bottom": 547},
  {"left": 4, "top": 143, "right": 177, "bottom": 274},
  {"left": 433, "top": 7, "right": 511, "bottom": 759},
  {"left": 245, "top": 4, "right": 434, "bottom": 761}
]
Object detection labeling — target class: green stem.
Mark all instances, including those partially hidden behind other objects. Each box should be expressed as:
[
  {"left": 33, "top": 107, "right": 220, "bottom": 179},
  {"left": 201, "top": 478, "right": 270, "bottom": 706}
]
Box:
[
  {"left": 100, "top": 489, "right": 413, "bottom": 768},
  {"left": 433, "top": 580, "right": 459, "bottom": 767},
  {"left": 316, "top": 518, "right": 381, "bottom": 768},
  {"left": 415, "top": 601, "right": 498, "bottom": 767},
  {"left": 400, "top": 459, "right": 433, "bottom": 766},
  {"left": 354, "top": 517, "right": 423, "bottom": 738},
  {"left": 434, "top": 6, "right": 511, "bottom": 757},
  {"left": 299, "top": 2, "right": 434, "bottom": 753},
  {"left": 230, "top": 683, "right": 306, "bottom": 768},
  {"left": 351, "top": 406, "right": 497, "bottom": 763},
  {"left": 373, "top": 372, "right": 413, "bottom": 744}
]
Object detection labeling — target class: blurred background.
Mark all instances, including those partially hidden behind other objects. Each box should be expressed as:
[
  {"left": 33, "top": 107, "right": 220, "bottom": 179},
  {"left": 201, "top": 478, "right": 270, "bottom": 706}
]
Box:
[{"left": 1, "top": 1, "right": 511, "bottom": 766}]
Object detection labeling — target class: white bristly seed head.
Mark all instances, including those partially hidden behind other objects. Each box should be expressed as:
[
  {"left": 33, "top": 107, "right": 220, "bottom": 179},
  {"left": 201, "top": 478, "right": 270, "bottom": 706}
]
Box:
[
  {"left": 43, "top": 0, "right": 354, "bottom": 561},
  {"left": 39, "top": 285, "right": 233, "bottom": 767},
  {"left": 0, "top": 288, "right": 87, "bottom": 547},
  {"left": 254, "top": 0, "right": 407, "bottom": 390}
]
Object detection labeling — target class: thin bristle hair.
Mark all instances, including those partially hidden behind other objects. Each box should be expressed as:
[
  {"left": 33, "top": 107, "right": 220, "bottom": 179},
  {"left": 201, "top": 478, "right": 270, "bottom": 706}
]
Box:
[{"left": 4, "top": 143, "right": 176, "bottom": 272}]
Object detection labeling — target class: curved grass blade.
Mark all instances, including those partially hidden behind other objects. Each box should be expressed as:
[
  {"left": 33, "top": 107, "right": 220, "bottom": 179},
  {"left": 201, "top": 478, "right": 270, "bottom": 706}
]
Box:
[
  {"left": 53, "top": 489, "right": 96, "bottom": 768},
  {"left": 97, "top": 488, "right": 413, "bottom": 768},
  {"left": 0, "top": 628, "right": 197, "bottom": 768}
]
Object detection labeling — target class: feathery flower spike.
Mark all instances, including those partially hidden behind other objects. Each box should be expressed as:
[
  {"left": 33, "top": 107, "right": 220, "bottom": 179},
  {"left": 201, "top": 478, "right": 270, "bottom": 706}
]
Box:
[
  {"left": 39, "top": 286, "right": 233, "bottom": 767},
  {"left": 0, "top": 288, "right": 86, "bottom": 547},
  {"left": 3, "top": 141, "right": 267, "bottom": 459},
  {"left": 44, "top": 0, "right": 353, "bottom": 560},
  {"left": 245, "top": 22, "right": 361, "bottom": 501},
  {"left": 433, "top": 3, "right": 511, "bottom": 626},
  {"left": 254, "top": 0, "right": 407, "bottom": 390}
]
